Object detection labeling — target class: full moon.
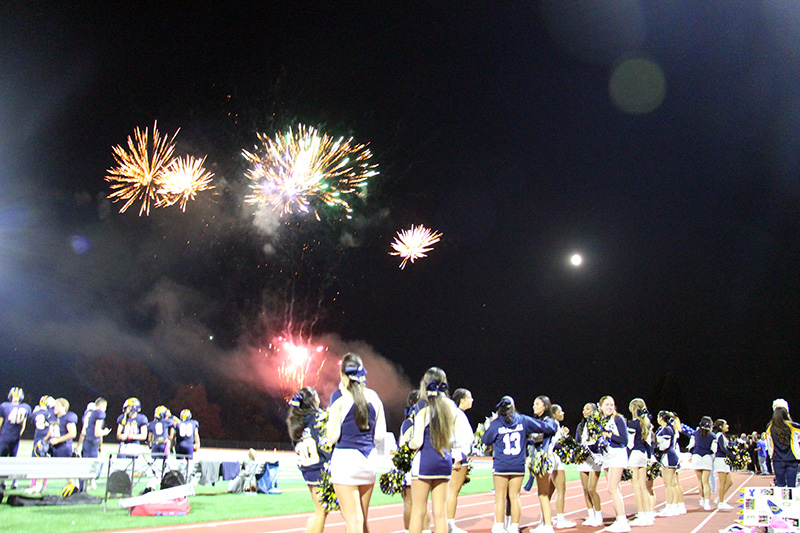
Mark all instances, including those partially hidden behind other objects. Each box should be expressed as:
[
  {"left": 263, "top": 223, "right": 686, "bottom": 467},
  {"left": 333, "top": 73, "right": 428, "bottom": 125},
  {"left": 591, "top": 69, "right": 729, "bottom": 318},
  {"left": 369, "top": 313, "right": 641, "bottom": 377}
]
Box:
[{"left": 570, "top": 254, "right": 583, "bottom": 266}]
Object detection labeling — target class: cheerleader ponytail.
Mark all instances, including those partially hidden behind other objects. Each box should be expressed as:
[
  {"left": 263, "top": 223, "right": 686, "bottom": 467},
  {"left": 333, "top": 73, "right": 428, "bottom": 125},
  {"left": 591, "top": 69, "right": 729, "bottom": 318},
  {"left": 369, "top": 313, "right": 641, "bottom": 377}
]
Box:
[
  {"left": 418, "top": 367, "right": 453, "bottom": 455},
  {"left": 342, "top": 353, "right": 370, "bottom": 431}
]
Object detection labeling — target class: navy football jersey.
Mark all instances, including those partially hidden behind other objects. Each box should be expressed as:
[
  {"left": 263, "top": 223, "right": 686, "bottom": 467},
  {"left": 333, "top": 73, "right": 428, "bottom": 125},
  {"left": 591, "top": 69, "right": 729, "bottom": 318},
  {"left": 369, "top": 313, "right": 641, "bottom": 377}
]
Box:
[
  {"left": 117, "top": 413, "right": 149, "bottom": 443},
  {"left": 482, "top": 413, "right": 552, "bottom": 474},
  {"left": 84, "top": 410, "right": 107, "bottom": 445},
  {"left": 0, "top": 402, "right": 31, "bottom": 441}
]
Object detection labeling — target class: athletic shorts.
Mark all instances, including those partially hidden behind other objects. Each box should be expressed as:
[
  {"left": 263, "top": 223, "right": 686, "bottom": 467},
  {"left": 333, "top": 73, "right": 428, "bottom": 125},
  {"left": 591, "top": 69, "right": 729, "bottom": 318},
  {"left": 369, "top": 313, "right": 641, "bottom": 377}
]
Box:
[{"left": 301, "top": 468, "right": 323, "bottom": 485}]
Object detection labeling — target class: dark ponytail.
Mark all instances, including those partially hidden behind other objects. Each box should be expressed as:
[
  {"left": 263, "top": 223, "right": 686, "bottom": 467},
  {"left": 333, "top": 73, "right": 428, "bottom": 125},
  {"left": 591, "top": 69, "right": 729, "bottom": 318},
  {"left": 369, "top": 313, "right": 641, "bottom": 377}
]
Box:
[
  {"left": 286, "top": 387, "right": 319, "bottom": 442},
  {"left": 342, "top": 353, "right": 369, "bottom": 431}
]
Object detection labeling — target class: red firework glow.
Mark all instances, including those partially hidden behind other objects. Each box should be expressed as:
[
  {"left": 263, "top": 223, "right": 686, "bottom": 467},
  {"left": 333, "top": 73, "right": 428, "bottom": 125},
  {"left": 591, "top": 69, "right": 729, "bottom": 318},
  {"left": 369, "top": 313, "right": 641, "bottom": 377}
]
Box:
[{"left": 269, "top": 335, "right": 328, "bottom": 399}]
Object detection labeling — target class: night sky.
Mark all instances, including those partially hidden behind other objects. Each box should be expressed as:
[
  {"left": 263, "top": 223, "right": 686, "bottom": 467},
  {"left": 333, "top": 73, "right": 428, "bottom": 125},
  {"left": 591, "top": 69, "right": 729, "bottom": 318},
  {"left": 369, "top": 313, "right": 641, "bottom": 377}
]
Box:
[{"left": 2, "top": 2, "right": 799, "bottom": 442}]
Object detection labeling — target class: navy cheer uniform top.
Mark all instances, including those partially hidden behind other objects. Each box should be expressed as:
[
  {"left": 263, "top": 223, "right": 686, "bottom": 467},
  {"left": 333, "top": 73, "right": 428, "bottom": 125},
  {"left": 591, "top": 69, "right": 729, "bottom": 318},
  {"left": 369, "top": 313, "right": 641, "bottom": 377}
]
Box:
[
  {"left": 327, "top": 386, "right": 386, "bottom": 456},
  {"left": 627, "top": 419, "right": 653, "bottom": 456},
  {"left": 408, "top": 398, "right": 470, "bottom": 480},
  {"left": 768, "top": 421, "right": 800, "bottom": 463},
  {"left": 294, "top": 410, "right": 332, "bottom": 485},
  {"left": 576, "top": 420, "right": 601, "bottom": 454},
  {"left": 691, "top": 431, "right": 715, "bottom": 457},
  {"left": 656, "top": 424, "right": 680, "bottom": 466},
  {"left": 605, "top": 415, "right": 628, "bottom": 450}
]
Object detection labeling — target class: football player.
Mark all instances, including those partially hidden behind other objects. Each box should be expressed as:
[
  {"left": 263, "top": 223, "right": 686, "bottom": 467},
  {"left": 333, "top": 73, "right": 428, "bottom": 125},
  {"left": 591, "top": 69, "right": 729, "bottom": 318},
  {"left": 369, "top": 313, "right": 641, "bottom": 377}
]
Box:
[
  {"left": 0, "top": 387, "right": 31, "bottom": 491},
  {"left": 46, "top": 398, "right": 79, "bottom": 490},
  {"left": 174, "top": 409, "right": 200, "bottom": 457},
  {"left": 0, "top": 387, "right": 31, "bottom": 457},
  {"left": 81, "top": 398, "right": 111, "bottom": 458},
  {"left": 26, "top": 396, "right": 55, "bottom": 494},
  {"left": 148, "top": 405, "right": 175, "bottom": 457},
  {"left": 74, "top": 401, "right": 96, "bottom": 455},
  {"left": 116, "top": 397, "right": 148, "bottom": 458},
  {"left": 47, "top": 398, "right": 78, "bottom": 458}
]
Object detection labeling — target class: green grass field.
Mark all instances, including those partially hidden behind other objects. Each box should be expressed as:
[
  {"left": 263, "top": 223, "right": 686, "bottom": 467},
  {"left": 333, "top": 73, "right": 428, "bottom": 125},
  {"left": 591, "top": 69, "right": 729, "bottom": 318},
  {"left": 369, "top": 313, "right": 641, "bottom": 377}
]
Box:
[{"left": 0, "top": 444, "right": 579, "bottom": 533}]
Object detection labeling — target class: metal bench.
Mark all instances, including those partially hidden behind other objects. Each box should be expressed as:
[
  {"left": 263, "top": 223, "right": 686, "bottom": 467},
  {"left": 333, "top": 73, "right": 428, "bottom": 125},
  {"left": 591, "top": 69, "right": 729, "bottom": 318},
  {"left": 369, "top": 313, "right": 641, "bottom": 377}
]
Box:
[{"left": 0, "top": 457, "right": 105, "bottom": 481}]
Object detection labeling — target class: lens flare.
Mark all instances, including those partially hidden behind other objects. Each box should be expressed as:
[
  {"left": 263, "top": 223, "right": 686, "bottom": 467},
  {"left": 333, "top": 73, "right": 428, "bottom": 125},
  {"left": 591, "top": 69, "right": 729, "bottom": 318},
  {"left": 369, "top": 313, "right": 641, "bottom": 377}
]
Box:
[
  {"left": 105, "top": 122, "right": 179, "bottom": 216},
  {"left": 390, "top": 224, "right": 443, "bottom": 269},
  {"left": 242, "top": 125, "right": 378, "bottom": 220},
  {"left": 157, "top": 155, "right": 215, "bottom": 211}
]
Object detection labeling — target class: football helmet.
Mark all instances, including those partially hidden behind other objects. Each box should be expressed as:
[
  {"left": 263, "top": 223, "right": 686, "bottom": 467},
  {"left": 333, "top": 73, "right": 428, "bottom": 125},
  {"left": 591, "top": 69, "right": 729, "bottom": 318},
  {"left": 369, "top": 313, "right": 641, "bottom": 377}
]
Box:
[
  {"left": 180, "top": 409, "right": 192, "bottom": 421},
  {"left": 39, "top": 395, "right": 55, "bottom": 409},
  {"left": 123, "top": 397, "right": 141, "bottom": 414},
  {"left": 154, "top": 405, "right": 169, "bottom": 420},
  {"left": 8, "top": 387, "right": 24, "bottom": 402}
]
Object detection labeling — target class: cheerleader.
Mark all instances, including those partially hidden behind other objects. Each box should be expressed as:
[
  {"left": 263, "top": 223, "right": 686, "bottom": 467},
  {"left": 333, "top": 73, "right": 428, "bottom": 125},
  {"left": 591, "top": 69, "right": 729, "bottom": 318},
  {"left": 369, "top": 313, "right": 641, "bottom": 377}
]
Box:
[
  {"left": 286, "top": 387, "right": 330, "bottom": 533},
  {"left": 447, "top": 388, "right": 474, "bottom": 533},
  {"left": 655, "top": 411, "right": 685, "bottom": 517},
  {"left": 327, "top": 353, "right": 387, "bottom": 533},
  {"left": 712, "top": 419, "right": 734, "bottom": 509},
  {"left": 767, "top": 399, "right": 800, "bottom": 488},
  {"left": 548, "top": 404, "right": 576, "bottom": 529},
  {"left": 597, "top": 395, "right": 631, "bottom": 533},
  {"left": 482, "top": 396, "right": 553, "bottom": 533},
  {"left": 400, "top": 390, "right": 430, "bottom": 533},
  {"left": 627, "top": 398, "right": 654, "bottom": 526},
  {"left": 686, "top": 416, "right": 714, "bottom": 510},
  {"left": 408, "top": 367, "right": 466, "bottom": 533},
  {"left": 529, "top": 395, "right": 559, "bottom": 531},
  {"left": 576, "top": 402, "right": 603, "bottom": 527}
]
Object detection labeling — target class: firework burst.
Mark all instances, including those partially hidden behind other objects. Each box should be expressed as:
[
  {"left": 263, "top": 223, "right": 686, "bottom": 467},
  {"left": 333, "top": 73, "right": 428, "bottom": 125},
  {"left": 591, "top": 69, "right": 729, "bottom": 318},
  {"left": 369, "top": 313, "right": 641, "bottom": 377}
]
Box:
[
  {"left": 390, "top": 224, "right": 443, "bottom": 269},
  {"left": 106, "top": 122, "right": 179, "bottom": 215},
  {"left": 242, "top": 125, "right": 378, "bottom": 220},
  {"left": 157, "top": 155, "right": 215, "bottom": 211},
  {"left": 269, "top": 334, "right": 328, "bottom": 399}
]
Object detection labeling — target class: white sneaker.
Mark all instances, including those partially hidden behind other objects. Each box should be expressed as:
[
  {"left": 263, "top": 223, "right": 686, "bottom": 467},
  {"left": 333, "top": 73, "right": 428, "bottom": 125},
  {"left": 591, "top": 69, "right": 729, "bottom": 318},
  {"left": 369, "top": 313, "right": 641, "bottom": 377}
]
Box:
[
  {"left": 656, "top": 507, "right": 675, "bottom": 517},
  {"left": 451, "top": 526, "right": 468, "bottom": 533},
  {"left": 675, "top": 504, "right": 687, "bottom": 515},
  {"left": 718, "top": 502, "right": 733, "bottom": 510},
  {"left": 702, "top": 500, "right": 711, "bottom": 511},
  {"left": 491, "top": 524, "right": 506, "bottom": 533},
  {"left": 24, "top": 486, "right": 41, "bottom": 495},
  {"left": 603, "top": 520, "right": 631, "bottom": 533},
  {"left": 555, "top": 518, "right": 576, "bottom": 529},
  {"left": 586, "top": 516, "right": 604, "bottom": 527},
  {"left": 629, "top": 516, "right": 651, "bottom": 527},
  {"left": 538, "top": 526, "right": 554, "bottom": 533}
]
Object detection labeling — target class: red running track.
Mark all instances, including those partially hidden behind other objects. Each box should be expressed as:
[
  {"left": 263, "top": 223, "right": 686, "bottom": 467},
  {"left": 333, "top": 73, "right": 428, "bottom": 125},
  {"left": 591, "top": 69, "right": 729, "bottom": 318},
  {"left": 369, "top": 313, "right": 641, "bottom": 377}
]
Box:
[{"left": 105, "top": 471, "right": 770, "bottom": 533}]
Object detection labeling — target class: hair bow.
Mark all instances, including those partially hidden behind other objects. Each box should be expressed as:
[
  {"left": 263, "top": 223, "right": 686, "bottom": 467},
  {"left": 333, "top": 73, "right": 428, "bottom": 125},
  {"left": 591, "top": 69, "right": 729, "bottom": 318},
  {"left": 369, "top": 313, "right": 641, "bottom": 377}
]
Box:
[
  {"left": 344, "top": 365, "right": 367, "bottom": 384},
  {"left": 636, "top": 408, "right": 649, "bottom": 418},
  {"left": 288, "top": 392, "right": 303, "bottom": 408},
  {"left": 699, "top": 420, "right": 712, "bottom": 429},
  {"left": 496, "top": 396, "right": 514, "bottom": 409},
  {"left": 425, "top": 380, "right": 448, "bottom": 397}
]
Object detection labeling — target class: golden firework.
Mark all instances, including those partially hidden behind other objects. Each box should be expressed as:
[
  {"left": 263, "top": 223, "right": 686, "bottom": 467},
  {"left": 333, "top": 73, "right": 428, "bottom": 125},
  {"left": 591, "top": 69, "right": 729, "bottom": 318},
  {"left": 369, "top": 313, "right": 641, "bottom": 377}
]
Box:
[
  {"left": 105, "top": 122, "right": 179, "bottom": 215},
  {"left": 390, "top": 225, "right": 443, "bottom": 269},
  {"left": 157, "top": 155, "right": 215, "bottom": 211}
]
